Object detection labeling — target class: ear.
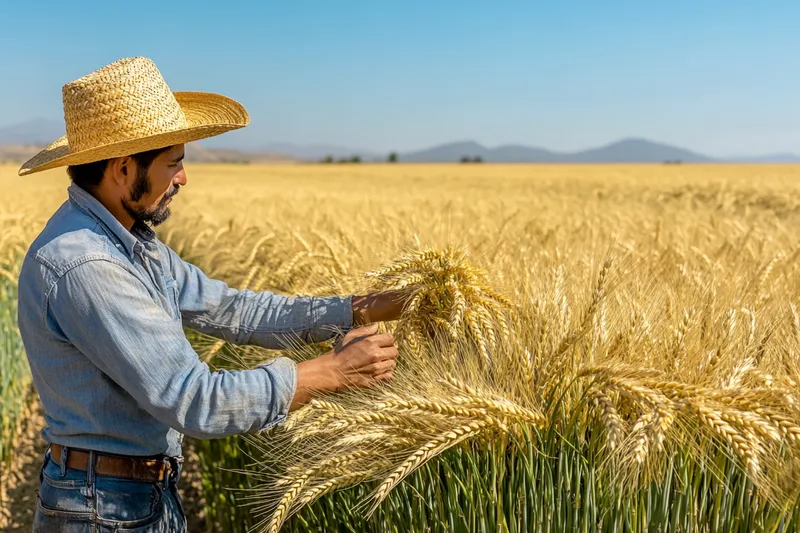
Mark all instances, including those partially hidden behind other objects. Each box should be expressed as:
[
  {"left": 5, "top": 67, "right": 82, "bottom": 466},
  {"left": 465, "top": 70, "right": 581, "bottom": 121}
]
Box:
[{"left": 108, "top": 156, "right": 134, "bottom": 188}]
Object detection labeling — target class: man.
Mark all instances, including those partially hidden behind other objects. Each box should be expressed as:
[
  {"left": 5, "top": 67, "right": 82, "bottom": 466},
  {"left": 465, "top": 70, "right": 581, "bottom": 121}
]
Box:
[{"left": 17, "top": 57, "right": 404, "bottom": 532}]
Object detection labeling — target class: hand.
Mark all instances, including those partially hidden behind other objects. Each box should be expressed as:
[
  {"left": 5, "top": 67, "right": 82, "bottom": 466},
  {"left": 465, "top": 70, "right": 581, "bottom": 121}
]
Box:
[
  {"left": 290, "top": 323, "right": 399, "bottom": 410},
  {"left": 352, "top": 290, "right": 410, "bottom": 325}
]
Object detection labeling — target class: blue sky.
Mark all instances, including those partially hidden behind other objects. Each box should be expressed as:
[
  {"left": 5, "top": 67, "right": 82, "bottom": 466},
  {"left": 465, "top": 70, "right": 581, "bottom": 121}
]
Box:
[{"left": 1, "top": 1, "right": 798, "bottom": 156}]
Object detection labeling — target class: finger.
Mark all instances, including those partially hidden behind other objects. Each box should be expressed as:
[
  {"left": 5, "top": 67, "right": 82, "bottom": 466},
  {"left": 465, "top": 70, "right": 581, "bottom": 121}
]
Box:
[
  {"left": 363, "top": 346, "right": 398, "bottom": 365},
  {"left": 361, "top": 359, "right": 397, "bottom": 376},
  {"left": 373, "top": 370, "right": 395, "bottom": 383},
  {"left": 370, "top": 333, "right": 396, "bottom": 348},
  {"left": 377, "top": 346, "right": 399, "bottom": 361}
]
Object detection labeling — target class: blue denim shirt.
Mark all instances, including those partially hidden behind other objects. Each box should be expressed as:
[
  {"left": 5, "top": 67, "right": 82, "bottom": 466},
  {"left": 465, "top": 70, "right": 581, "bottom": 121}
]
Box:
[{"left": 17, "top": 183, "right": 353, "bottom": 458}]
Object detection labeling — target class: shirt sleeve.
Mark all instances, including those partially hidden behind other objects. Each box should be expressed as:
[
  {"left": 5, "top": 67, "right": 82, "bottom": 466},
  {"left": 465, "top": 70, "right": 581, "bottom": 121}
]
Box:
[
  {"left": 164, "top": 245, "right": 353, "bottom": 349},
  {"left": 48, "top": 259, "right": 297, "bottom": 439}
]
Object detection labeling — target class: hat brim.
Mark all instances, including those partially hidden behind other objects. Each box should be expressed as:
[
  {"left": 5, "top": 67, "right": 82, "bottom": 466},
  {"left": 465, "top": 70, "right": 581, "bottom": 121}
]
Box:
[{"left": 18, "top": 92, "right": 249, "bottom": 176}]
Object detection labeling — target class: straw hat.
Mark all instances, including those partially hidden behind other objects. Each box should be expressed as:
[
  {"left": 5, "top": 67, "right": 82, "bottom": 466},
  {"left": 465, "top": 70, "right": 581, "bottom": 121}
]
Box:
[{"left": 19, "top": 56, "right": 249, "bottom": 176}]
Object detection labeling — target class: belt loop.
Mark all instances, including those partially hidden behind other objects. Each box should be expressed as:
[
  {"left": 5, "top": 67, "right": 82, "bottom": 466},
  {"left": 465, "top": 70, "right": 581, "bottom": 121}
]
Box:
[
  {"left": 169, "top": 456, "right": 182, "bottom": 487},
  {"left": 162, "top": 457, "right": 170, "bottom": 490},
  {"left": 163, "top": 456, "right": 183, "bottom": 489},
  {"left": 86, "top": 450, "right": 96, "bottom": 498},
  {"left": 59, "top": 446, "right": 69, "bottom": 478}
]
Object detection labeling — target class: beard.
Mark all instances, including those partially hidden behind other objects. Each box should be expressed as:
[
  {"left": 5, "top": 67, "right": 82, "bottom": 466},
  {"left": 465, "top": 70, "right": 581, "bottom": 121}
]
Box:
[{"left": 121, "top": 167, "right": 179, "bottom": 227}]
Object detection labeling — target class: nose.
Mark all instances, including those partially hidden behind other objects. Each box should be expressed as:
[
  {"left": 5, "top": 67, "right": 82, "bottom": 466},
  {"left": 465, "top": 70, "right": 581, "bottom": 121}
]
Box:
[{"left": 173, "top": 169, "right": 187, "bottom": 187}]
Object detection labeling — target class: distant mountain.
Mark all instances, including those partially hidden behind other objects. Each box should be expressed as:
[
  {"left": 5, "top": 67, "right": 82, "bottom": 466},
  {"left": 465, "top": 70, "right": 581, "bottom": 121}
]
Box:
[
  {"left": 398, "top": 141, "right": 563, "bottom": 163},
  {"left": 1, "top": 118, "right": 798, "bottom": 164},
  {"left": 184, "top": 144, "right": 297, "bottom": 163},
  {"left": 0, "top": 145, "right": 41, "bottom": 164},
  {"left": 566, "top": 138, "right": 712, "bottom": 163},
  {"left": 399, "top": 138, "right": 712, "bottom": 163},
  {"left": 0, "top": 143, "right": 297, "bottom": 165},
  {"left": 201, "top": 138, "right": 380, "bottom": 161},
  {"left": 0, "top": 118, "right": 64, "bottom": 145},
  {"left": 254, "top": 142, "right": 381, "bottom": 161}
]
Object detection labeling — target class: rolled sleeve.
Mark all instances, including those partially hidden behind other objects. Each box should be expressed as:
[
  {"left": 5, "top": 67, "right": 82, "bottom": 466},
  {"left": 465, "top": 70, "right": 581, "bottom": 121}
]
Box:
[
  {"left": 255, "top": 356, "right": 297, "bottom": 431},
  {"left": 307, "top": 294, "right": 354, "bottom": 341}
]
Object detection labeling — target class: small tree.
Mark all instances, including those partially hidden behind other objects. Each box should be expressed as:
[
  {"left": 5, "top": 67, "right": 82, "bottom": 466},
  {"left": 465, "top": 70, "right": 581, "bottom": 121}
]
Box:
[
  {"left": 321, "top": 155, "right": 334, "bottom": 164},
  {"left": 460, "top": 156, "right": 471, "bottom": 163},
  {"left": 388, "top": 152, "right": 398, "bottom": 163},
  {"left": 473, "top": 155, "right": 483, "bottom": 163},
  {"left": 336, "top": 155, "right": 361, "bottom": 164}
]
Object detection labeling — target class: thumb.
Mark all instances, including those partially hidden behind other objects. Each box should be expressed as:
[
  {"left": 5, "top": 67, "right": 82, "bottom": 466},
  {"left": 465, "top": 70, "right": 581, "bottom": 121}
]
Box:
[
  {"left": 338, "top": 322, "right": 380, "bottom": 351},
  {"left": 337, "top": 323, "right": 380, "bottom": 352},
  {"left": 342, "top": 322, "right": 379, "bottom": 344},
  {"left": 352, "top": 322, "right": 380, "bottom": 335}
]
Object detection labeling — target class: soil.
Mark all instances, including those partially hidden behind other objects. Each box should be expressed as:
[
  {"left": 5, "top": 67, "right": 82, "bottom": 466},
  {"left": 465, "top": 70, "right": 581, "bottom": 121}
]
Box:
[{"left": 0, "top": 399, "right": 208, "bottom": 532}]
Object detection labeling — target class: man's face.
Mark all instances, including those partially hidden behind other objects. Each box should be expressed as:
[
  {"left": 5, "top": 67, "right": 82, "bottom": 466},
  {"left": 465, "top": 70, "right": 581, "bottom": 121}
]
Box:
[{"left": 121, "top": 145, "right": 186, "bottom": 227}]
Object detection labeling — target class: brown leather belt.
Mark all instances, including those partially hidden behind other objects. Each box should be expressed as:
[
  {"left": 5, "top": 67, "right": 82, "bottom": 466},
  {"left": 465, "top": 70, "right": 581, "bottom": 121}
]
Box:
[{"left": 50, "top": 443, "right": 181, "bottom": 483}]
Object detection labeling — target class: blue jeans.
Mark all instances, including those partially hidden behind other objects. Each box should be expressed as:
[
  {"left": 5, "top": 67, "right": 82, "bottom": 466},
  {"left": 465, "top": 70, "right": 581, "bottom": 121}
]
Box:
[{"left": 33, "top": 448, "right": 187, "bottom": 532}]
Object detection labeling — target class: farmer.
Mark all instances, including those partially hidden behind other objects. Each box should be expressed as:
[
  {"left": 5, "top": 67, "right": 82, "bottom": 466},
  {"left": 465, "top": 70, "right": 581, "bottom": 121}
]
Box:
[{"left": 16, "top": 57, "right": 404, "bottom": 532}]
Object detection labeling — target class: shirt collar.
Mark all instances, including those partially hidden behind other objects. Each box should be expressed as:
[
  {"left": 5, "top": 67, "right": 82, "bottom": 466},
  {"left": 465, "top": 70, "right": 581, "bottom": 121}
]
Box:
[{"left": 67, "top": 183, "right": 156, "bottom": 259}]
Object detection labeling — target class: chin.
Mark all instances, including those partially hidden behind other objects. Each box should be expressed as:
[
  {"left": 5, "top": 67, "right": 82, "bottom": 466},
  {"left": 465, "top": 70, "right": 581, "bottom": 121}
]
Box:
[{"left": 150, "top": 208, "right": 172, "bottom": 227}]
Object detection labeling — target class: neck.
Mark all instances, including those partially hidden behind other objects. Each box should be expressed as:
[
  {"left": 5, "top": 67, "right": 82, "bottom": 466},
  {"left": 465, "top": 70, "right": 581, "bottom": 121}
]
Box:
[{"left": 83, "top": 184, "right": 136, "bottom": 231}]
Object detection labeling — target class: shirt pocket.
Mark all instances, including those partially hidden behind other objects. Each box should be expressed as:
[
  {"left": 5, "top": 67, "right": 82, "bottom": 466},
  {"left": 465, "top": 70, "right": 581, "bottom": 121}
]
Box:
[{"left": 164, "top": 279, "right": 181, "bottom": 321}]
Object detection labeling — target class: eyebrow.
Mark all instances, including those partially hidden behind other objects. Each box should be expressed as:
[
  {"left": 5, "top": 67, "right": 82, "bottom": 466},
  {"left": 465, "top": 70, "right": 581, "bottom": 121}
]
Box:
[{"left": 172, "top": 153, "right": 185, "bottom": 163}]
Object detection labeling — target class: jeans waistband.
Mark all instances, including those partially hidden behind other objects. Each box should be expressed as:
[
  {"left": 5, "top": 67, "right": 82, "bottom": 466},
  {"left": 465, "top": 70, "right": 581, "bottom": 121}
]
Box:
[{"left": 45, "top": 446, "right": 183, "bottom": 491}]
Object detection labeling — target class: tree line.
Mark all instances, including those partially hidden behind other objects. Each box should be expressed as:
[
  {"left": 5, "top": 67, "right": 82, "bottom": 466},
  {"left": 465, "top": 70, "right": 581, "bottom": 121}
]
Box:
[{"left": 318, "top": 152, "right": 484, "bottom": 164}]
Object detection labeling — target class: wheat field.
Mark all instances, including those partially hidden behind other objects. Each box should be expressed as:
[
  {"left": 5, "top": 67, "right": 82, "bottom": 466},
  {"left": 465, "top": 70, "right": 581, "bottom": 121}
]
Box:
[{"left": 2, "top": 162, "right": 800, "bottom": 531}]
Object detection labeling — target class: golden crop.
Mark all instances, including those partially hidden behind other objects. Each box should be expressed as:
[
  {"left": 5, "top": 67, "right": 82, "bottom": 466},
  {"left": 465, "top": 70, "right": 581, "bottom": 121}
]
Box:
[{"left": 3, "top": 162, "right": 800, "bottom": 531}]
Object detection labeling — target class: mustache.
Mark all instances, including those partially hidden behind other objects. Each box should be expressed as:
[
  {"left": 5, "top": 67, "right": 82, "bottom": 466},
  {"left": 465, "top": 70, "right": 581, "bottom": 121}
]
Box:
[{"left": 164, "top": 185, "right": 180, "bottom": 200}]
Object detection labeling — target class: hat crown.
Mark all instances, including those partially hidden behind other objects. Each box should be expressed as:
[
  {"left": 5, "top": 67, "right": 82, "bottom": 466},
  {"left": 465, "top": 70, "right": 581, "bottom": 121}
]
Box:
[{"left": 62, "top": 57, "right": 188, "bottom": 152}]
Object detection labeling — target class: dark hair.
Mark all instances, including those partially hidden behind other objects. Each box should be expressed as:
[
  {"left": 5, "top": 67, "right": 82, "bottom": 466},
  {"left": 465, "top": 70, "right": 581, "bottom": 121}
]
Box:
[{"left": 66, "top": 146, "right": 172, "bottom": 192}]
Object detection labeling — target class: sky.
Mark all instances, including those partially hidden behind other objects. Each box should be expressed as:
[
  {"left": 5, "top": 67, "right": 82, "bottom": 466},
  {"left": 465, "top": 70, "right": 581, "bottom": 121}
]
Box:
[{"left": 0, "top": 1, "right": 798, "bottom": 156}]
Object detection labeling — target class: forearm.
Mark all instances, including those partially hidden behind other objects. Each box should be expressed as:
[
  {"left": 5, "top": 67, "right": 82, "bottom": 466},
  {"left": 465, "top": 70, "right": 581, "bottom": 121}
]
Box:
[
  {"left": 290, "top": 356, "right": 339, "bottom": 411},
  {"left": 351, "top": 290, "right": 407, "bottom": 325}
]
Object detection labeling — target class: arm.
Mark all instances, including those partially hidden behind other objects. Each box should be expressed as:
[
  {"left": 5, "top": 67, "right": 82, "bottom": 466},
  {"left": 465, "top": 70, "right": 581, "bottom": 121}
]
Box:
[
  {"left": 351, "top": 290, "right": 408, "bottom": 325},
  {"left": 49, "top": 259, "right": 297, "bottom": 438},
  {"left": 165, "top": 246, "right": 353, "bottom": 349}
]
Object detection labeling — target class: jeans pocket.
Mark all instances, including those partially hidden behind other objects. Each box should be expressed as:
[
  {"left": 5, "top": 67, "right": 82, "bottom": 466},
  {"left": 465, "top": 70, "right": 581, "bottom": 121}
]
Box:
[
  {"left": 34, "top": 498, "right": 93, "bottom": 532},
  {"left": 94, "top": 477, "right": 164, "bottom": 528},
  {"left": 39, "top": 470, "right": 91, "bottom": 516}
]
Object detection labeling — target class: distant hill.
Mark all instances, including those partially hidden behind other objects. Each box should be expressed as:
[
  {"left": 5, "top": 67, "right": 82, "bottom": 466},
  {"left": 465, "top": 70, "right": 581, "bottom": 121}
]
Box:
[
  {"left": 0, "top": 145, "right": 40, "bottom": 164},
  {"left": 184, "top": 144, "right": 297, "bottom": 163},
  {"left": 397, "top": 141, "right": 561, "bottom": 163},
  {"left": 399, "top": 138, "right": 712, "bottom": 163},
  {"left": 1, "top": 119, "right": 798, "bottom": 164},
  {"left": 0, "top": 118, "right": 297, "bottom": 164},
  {"left": 247, "top": 142, "right": 381, "bottom": 161},
  {"left": 0, "top": 118, "right": 64, "bottom": 145},
  {"left": 0, "top": 143, "right": 296, "bottom": 165}
]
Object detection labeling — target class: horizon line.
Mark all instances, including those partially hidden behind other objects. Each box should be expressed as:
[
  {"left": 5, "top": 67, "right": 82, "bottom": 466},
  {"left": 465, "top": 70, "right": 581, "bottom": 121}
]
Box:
[{"left": 0, "top": 118, "right": 798, "bottom": 159}]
